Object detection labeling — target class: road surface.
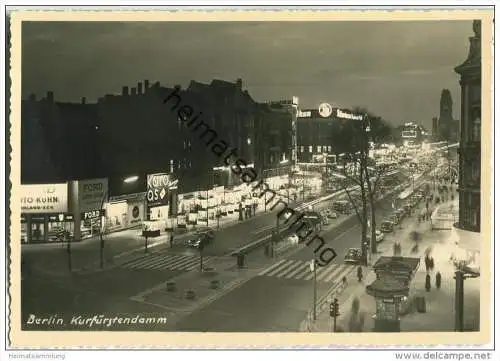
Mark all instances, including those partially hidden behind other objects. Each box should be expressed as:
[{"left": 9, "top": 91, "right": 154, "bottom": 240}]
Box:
[{"left": 170, "top": 187, "right": 418, "bottom": 331}]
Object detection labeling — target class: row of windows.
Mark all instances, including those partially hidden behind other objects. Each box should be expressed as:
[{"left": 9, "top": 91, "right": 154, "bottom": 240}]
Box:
[
  {"left": 169, "top": 158, "right": 193, "bottom": 172},
  {"left": 462, "top": 159, "right": 480, "bottom": 185},
  {"left": 461, "top": 192, "right": 480, "bottom": 231},
  {"left": 299, "top": 145, "right": 333, "bottom": 153}
]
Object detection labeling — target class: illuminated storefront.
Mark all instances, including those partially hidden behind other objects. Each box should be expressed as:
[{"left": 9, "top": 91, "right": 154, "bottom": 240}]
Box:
[
  {"left": 20, "top": 183, "right": 73, "bottom": 243},
  {"left": 104, "top": 192, "right": 146, "bottom": 233}
]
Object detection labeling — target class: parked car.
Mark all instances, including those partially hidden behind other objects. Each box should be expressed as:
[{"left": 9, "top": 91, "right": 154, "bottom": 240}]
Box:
[
  {"left": 389, "top": 214, "right": 400, "bottom": 225},
  {"left": 344, "top": 248, "right": 363, "bottom": 265},
  {"left": 380, "top": 220, "right": 394, "bottom": 233},
  {"left": 325, "top": 209, "right": 338, "bottom": 219},
  {"left": 286, "top": 233, "right": 300, "bottom": 245},
  {"left": 373, "top": 229, "right": 385, "bottom": 243},
  {"left": 403, "top": 204, "right": 412, "bottom": 214},
  {"left": 395, "top": 209, "right": 405, "bottom": 220}
]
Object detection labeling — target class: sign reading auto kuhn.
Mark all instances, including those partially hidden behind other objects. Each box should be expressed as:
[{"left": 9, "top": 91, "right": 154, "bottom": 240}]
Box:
[{"left": 147, "top": 173, "right": 175, "bottom": 206}]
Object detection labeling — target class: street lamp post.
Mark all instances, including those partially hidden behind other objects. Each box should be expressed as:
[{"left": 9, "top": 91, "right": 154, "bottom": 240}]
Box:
[
  {"left": 66, "top": 222, "right": 72, "bottom": 272},
  {"left": 99, "top": 190, "right": 109, "bottom": 269},
  {"left": 453, "top": 268, "right": 479, "bottom": 332},
  {"left": 311, "top": 258, "right": 318, "bottom": 321}
]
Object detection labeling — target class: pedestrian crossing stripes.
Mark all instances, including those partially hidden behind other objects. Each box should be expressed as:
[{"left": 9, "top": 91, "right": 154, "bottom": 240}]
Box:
[
  {"left": 258, "top": 259, "right": 354, "bottom": 283},
  {"left": 120, "top": 254, "right": 215, "bottom": 272}
]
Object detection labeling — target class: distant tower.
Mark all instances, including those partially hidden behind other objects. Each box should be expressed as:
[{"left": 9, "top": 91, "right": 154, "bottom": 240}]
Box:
[
  {"left": 438, "top": 89, "right": 453, "bottom": 140},
  {"left": 439, "top": 89, "right": 453, "bottom": 119}
]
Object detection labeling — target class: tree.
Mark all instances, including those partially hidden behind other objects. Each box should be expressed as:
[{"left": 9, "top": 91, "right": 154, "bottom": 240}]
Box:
[
  {"left": 335, "top": 115, "right": 371, "bottom": 265},
  {"left": 333, "top": 108, "right": 394, "bottom": 260}
]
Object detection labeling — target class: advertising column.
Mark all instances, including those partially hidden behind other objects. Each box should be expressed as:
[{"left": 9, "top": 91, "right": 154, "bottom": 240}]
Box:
[
  {"left": 20, "top": 183, "right": 70, "bottom": 243},
  {"left": 74, "top": 178, "right": 108, "bottom": 241}
]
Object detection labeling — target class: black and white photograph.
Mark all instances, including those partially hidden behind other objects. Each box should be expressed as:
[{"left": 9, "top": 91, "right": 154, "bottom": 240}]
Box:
[{"left": 6, "top": 8, "right": 493, "bottom": 349}]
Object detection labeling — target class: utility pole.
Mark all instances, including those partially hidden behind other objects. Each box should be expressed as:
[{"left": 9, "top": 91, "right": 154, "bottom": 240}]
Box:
[
  {"left": 99, "top": 190, "right": 108, "bottom": 269},
  {"left": 206, "top": 176, "right": 209, "bottom": 227}
]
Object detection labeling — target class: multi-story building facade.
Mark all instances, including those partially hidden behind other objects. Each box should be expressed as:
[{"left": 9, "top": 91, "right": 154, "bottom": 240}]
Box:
[
  {"left": 296, "top": 107, "right": 336, "bottom": 164},
  {"left": 256, "top": 100, "right": 294, "bottom": 178},
  {"left": 21, "top": 78, "right": 292, "bottom": 194},
  {"left": 297, "top": 106, "right": 369, "bottom": 163},
  {"left": 455, "top": 21, "right": 481, "bottom": 234},
  {"left": 21, "top": 92, "right": 103, "bottom": 184}
]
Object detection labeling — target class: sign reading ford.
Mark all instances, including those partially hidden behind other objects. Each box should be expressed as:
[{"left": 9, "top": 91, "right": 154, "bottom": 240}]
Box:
[
  {"left": 147, "top": 173, "right": 177, "bottom": 207},
  {"left": 82, "top": 209, "right": 106, "bottom": 221},
  {"left": 78, "top": 178, "right": 108, "bottom": 213},
  {"left": 21, "top": 184, "right": 68, "bottom": 214}
]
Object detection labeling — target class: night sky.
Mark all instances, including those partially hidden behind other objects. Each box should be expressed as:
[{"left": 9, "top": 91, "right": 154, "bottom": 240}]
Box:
[{"left": 22, "top": 20, "right": 473, "bottom": 128}]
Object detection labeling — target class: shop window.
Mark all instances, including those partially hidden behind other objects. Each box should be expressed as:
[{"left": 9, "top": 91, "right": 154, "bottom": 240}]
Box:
[
  {"left": 317, "top": 146, "right": 321, "bottom": 153},
  {"left": 300, "top": 146, "right": 304, "bottom": 153},
  {"left": 309, "top": 145, "right": 313, "bottom": 153},
  {"left": 31, "top": 221, "right": 45, "bottom": 242},
  {"left": 81, "top": 217, "right": 101, "bottom": 239},
  {"left": 47, "top": 217, "right": 74, "bottom": 243}
]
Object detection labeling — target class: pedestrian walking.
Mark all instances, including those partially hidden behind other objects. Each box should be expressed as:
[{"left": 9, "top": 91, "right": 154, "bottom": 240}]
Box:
[
  {"left": 169, "top": 233, "right": 174, "bottom": 248},
  {"left": 429, "top": 257, "right": 435, "bottom": 272},
  {"left": 425, "top": 274, "right": 431, "bottom": 292},
  {"left": 357, "top": 266, "right": 363, "bottom": 282},
  {"left": 435, "top": 271, "right": 442, "bottom": 289}
]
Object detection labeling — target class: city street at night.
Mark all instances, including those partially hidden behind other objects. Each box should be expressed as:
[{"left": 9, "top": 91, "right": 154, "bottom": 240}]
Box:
[{"left": 11, "top": 16, "right": 488, "bottom": 345}]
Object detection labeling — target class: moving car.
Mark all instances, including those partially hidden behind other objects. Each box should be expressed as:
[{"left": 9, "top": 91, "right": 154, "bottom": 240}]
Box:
[
  {"left": 344, "top": 248, "right": 363, "bottom": 265},
  {"left": 185, "top": 230, "right": 216, "bottom": 249},
  {"left": 332, "top": 200, "right": 352, "bottom": 215},
  {"left": 302, "top": 211, "right": 323, "bottom": 232},
  {"left": 380, "top": 220, "right": 394, "bottom": 233}
]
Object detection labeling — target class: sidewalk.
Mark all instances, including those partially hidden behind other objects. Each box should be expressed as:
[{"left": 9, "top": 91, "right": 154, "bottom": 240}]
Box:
[{"left": 303, "top": 197, "right": 480, "bottom": 332}]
